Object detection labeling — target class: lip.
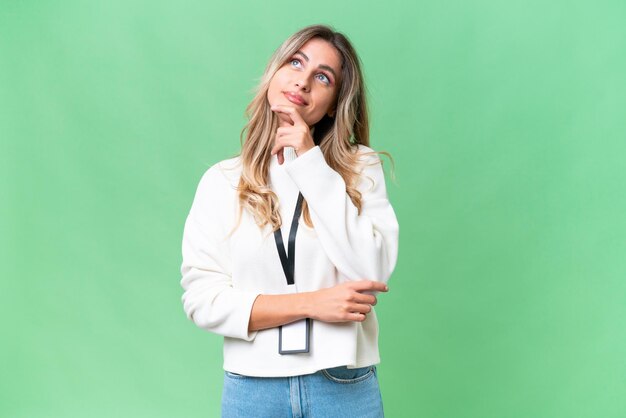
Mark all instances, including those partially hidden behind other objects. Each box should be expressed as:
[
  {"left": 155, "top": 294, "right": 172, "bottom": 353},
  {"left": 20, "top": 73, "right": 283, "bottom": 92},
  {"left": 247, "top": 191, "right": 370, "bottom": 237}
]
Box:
[{"left": 283, "top": 91, "right": 307, "bottom": 106}]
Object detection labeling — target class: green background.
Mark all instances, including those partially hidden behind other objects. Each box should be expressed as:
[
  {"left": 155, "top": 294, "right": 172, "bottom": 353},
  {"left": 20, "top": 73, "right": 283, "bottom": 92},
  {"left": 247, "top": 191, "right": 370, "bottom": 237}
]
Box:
[{"left": 1, "top": 1, "right": 625, "bottom": 417}]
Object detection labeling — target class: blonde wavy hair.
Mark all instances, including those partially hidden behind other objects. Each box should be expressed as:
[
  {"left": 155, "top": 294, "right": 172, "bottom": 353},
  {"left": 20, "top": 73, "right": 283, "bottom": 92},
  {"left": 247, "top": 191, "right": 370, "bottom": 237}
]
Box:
[{"left": 229, "top": 24, "right": 394, "bottom": 236}]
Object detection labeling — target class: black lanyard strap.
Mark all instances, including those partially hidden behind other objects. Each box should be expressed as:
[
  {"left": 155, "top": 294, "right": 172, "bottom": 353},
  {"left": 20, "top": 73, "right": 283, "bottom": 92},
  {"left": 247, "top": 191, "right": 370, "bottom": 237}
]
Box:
[{"left": 274, "top": 192, "right": 304, "bottom": 285}]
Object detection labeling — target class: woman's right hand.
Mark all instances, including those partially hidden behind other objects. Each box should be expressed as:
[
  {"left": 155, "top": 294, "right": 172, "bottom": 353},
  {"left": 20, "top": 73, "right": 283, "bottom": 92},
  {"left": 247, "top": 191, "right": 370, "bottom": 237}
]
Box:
[{"left": 307, "top": 281, "right": 389, "bottom": 323}]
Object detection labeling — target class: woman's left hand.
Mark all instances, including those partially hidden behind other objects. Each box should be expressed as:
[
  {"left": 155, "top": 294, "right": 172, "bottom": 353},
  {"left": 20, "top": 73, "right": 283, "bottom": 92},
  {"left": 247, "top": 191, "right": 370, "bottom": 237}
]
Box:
[{"left": 270, "top": 105, "right": 316, "bottom": 165}]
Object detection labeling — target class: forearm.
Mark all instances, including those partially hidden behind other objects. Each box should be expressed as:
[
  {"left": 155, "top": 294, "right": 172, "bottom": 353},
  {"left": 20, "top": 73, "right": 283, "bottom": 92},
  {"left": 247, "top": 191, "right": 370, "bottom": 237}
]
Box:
[
  {"left": 284, "top": 146, "right": 399, "bottom": 282},
  {"left": 247, "top": 292, "right": 312, "bottom": 332}
]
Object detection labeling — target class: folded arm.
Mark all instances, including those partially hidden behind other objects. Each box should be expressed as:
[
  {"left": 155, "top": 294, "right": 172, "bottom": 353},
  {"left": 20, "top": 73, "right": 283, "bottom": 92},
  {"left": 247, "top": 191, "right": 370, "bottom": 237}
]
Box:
[{"left": 285, "top": 145, "right": 400, "bottom": 284}]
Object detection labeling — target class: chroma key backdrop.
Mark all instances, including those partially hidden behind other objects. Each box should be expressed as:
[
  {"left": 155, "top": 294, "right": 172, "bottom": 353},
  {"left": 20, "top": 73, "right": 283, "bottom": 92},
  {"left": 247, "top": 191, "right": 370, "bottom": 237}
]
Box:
[{"left": 1, "top": 1, "right": 625, "bottom": 417}]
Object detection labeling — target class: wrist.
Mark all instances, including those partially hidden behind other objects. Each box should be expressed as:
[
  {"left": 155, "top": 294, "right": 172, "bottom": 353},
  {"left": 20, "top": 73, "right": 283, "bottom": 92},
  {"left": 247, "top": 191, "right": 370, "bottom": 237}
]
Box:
[
  {"left": 296, "top": 291, "right": 317, "bottom": 320},
  {"left": 296, "top": 143, "right": 315, "bottom": 157}
]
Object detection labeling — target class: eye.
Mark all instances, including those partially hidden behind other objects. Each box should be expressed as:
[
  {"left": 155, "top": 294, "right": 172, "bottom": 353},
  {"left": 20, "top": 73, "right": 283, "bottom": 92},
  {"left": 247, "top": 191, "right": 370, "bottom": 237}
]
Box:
[
  {"left": 316, "top": 73, "right": 330, "bottom": 85},
  {"left": 290, "top": 58, "right": 302, "bottom": 68},
  {"left": 289, "top": 57, "right": 331, "bottom": 85}
]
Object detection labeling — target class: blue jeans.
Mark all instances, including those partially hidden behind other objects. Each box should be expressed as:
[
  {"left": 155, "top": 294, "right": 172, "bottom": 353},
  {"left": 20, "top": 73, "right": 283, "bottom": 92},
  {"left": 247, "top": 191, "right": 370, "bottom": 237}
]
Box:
[{"left": 221, "top": 365, "right": 384, "bottom": 417}]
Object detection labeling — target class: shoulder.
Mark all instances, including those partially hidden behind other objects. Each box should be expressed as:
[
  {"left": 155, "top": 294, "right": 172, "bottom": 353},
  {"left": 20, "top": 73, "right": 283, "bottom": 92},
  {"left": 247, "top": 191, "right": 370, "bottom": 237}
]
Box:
[
  {"left": 356, "top": 144, "right": 374, "bottom": 153},
  {"left": 353, "top": 144, "right": 383, "bottom": 169},
  {"left": 352, "top": 144, "right": 387, "bottom": 194},
  {"left": 197, "top": 155, "right": 242, "bottom": 192},
  {"left": 189, "top": 156, "right": 242, "bottom": 223}
]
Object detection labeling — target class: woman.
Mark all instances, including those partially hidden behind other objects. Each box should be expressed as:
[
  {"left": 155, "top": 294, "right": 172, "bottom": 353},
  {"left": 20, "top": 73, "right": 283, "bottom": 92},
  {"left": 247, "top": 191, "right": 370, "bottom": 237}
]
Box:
[{"left": 180, "top": 24, "right": 399, "bottom": 417}]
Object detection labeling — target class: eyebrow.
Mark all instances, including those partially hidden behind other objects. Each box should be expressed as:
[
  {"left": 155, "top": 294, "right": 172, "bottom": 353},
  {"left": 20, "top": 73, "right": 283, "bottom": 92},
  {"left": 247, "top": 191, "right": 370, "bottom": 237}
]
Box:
[{"left": 294, "top": 50, "right": 338, "bottom": 80}]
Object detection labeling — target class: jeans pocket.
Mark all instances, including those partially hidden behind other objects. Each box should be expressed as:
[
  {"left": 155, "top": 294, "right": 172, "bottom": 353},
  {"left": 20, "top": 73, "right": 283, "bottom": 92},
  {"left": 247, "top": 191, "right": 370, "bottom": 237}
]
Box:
[
  {"left": 224, "top": 370, "right": 248, "bottom": 380},
  {"left": 321, "top": 365, "right": 375, "bottom": 384}
]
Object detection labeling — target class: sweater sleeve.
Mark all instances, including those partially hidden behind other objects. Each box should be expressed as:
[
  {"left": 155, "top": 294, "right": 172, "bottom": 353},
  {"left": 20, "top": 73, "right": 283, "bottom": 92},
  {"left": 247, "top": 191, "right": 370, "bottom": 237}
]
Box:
[
  {"left": 180, "top": 165, "right": 261, "bottom": 341},
  {"left": 284, "top": 145, "right": 399, "bottom": 284}
]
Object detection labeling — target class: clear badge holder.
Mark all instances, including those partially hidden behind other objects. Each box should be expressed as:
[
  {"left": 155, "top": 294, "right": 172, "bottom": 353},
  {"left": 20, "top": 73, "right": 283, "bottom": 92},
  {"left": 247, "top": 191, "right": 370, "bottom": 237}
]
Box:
[{"left": 279, "top": 318, "right": 311, "bottom": 354}]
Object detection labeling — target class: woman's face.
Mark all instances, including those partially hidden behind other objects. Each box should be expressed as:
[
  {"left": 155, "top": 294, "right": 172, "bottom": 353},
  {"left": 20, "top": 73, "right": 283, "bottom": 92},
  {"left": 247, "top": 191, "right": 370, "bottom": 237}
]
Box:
[{"left": 267, "top": 37, "right": 342, "bottom": 127}]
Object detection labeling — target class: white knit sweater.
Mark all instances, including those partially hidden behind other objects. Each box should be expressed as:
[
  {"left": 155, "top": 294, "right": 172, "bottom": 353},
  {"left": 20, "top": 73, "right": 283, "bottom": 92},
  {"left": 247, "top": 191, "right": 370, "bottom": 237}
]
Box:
[{"left": 180, "top": 144, "right": 399, "bottom": 377}]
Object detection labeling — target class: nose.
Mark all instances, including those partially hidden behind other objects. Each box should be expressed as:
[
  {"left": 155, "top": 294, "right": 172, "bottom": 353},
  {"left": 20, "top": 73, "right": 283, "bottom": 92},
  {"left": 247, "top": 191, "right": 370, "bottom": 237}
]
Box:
[{"left": 295, "top": 78, "right": 310, "bottom": 92}]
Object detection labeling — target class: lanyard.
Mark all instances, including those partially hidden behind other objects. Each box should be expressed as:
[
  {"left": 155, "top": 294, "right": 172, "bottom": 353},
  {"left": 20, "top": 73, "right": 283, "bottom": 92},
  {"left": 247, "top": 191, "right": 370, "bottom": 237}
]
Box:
[
  {"left": 274, "top": 191, "right": 311, "bottom": 354},
  {"left": 274, "top": 192, "right": 304, "bottom": 285}
]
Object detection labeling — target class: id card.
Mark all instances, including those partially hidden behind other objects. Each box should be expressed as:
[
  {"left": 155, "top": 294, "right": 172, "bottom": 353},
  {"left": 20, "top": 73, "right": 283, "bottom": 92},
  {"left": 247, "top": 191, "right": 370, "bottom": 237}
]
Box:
[{"left": 278, "top": 318, "right": 311, "bottom": 354}]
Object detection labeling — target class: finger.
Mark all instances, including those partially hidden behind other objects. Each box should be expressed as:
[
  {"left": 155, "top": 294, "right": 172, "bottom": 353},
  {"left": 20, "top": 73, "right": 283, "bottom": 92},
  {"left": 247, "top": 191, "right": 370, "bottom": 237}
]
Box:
[
  {"left": 271, "top": 105, "right": 306, "bottom": 126},
  {"left": 350, "top": 302, "right": 372, "bottom": 314},
  {"left": 278, "top": 148, "right": 284, "bottom": 165},
  {"left": 271, "top": 106, "right": 294, "bottom": 125},
  {"left": 353, "top": 293, "right": 377, "bottom": 305},
  {"left": 273, "top": 134, "right": 302, "bottom": 157},
  {"left": 270, "top": 135, "right": 282, "bottom": 156},
  {"left": 350, "top": 280, "right": 389, "bottom": 292},
  {"left": 276, "top": 112, "right": 293, "bottom": 127},
  {"left": 276, "top": 126, "right": 304, "bottom": 137},
  {"left": 276, "top": 127, "right": 294, "bottom": 139},
  {"left": 351, "top": 312, "right": 366, "bottom": 321}
]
